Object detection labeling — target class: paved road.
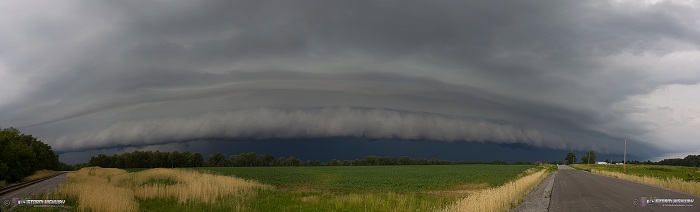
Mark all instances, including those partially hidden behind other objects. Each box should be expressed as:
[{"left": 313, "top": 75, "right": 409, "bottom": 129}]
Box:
[{"left": 550, "top": 165, "right": 699, "bottom": 212}]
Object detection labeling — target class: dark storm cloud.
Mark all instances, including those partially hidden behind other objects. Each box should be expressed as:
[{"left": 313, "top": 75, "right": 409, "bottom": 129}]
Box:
[{"left": 1, "top": 0, "right": 699, "bottom": 159}]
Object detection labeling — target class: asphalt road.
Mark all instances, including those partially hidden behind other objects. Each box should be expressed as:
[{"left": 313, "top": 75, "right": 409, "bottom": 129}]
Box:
[{"left": 549, "top": 165, "right": 699, "bottom": 212}]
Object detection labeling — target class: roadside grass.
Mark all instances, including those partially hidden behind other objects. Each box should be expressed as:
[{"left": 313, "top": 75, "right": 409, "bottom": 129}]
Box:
[
  {"left": 49, "top": 167, "right": 269, "bottom": 212},
  {"left": 570, "top": 164, "right": 700, "bottom": 182},
  {"left": 544, "top": 163, "right": 558, "bottom": 171},
  {"left": 442, "top": 169, "right": 548, "bottom": 212},
  {"left": 592, "top": 169, "right": 700, "bottom": 196},
  {"left": 570, "top": 164, "right": 700, "bottom": 196},
  {"left": 192, "top": 164, "right": 539, "bottom": 211},
  {"left": 21, "top": 170, "right": 61, "bottom": 182}
]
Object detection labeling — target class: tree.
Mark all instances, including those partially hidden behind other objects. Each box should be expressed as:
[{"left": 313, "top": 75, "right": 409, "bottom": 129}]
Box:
[
  {"left": 329, "top": 159, "right": 340, "bottom": 166},
  {"left": 684, "top": 155, "right": 700, "bottom": 167},
  {"left": 207, "top": 153, "right": 227, "bottom": 167},
  {"left": 365, "top": 156, "right": 378, "bottom": 166},
  {"left": 240, "top": 152, "right": 258, "bottom": 167},
  {"left": 0, "top": 127, "right": 61, "bottom": 182},
  {"left": 399, "top": 156, "right": 411, "bottom": 165},
  {"left": 148, "top": 151, "right": 164, "bottom": 168},
  {"left": 274, "top": 157, "right": 286, "bottom": 166},
  {"left": 565, "top": 151, "right": 576, "bottom": 164},
  {"left": 259, "top": 154, "right": 274, "bottom": 166},
  {"left": 90, "top": 154, "right": 110, "bottom": 167},
  {"left": 581, "top": 151, "right": 596, "bottom": 164},
  {"left": 189, "top": 153, "right": 204, "bottom": 167},
  {"left": 286, "top": 157, "right": 301, "bottom": 166},
  {"left": 491, "top": 160, "right": 508, "bottom": 165}
]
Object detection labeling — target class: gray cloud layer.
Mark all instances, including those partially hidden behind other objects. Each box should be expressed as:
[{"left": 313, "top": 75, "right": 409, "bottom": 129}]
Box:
[{"left": 1, "top": 0, "right": 699, "bottom": 159}]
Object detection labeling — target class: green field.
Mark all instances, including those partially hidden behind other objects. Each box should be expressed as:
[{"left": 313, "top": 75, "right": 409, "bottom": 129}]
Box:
[
  {"left": 192, "top": 165, "right": 534, "bottom": 192},
  {"left": 182, "top": 165, "right": 535, "bottom": 211},
  {"left": 26, "top": 165, "right": 540, "bottom": 212},
  {"left": 570, "top": 164, "right": 700, "bottom": 182}
]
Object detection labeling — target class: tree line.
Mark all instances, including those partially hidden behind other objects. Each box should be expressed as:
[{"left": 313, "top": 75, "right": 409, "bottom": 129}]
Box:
[
  {"left": 87, "top": 150, "right": 204, "bottom": 169},
  {"left": 657, "top": 155, "right": 700, "bottom": 167},
  {"left": 0, "top": 127, "right": 69, "bottom": 183},
  {"left": 565, "top": 151, "right": 597, "bottom": 164},
  {"left": 86, "top": 150, "right": 535, "bottom": 168},
  {"left": 564, "top": 150, "right": 700, "bottom": 167}
]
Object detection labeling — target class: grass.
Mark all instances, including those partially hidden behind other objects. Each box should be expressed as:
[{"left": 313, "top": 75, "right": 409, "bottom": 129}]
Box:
[
  {"left": 37, "top": 165, "right": 545, "bottom": 211},
  {"left": 570, "top": 164, "right": 700, "bottom": 196},
  {"left": 123, "top": 168, "right": 151, "bottom": 172},
  {"left": 48, "top": 167, "right": 269, "bottom": 212},
  {"left": 570, "top": 164, "right": 700, "bottom": 182},
  {"left": 0, "top": 170, "right": 55, "bottom": 188},
  {"left": 191, "top": 165, "right": 539, "bottom": 211},
  {"left": 21, "top": 169, "right": 61, "bottom": 182},
  {"left": 54, "top": 168, "right": 138, "bottom": 212},
  {"left": 442, "top": 169, "right": 548, "bottom": 212}
]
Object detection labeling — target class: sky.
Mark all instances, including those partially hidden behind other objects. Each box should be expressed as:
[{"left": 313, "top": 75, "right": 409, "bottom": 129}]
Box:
[{"left": 1, "top": 0, "right": 699, "bottom": 164}]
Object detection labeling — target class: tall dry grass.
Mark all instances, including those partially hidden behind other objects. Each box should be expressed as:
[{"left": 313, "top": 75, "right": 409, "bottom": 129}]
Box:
[
  {"left": 128, "top": 168, "right": 270, "bottom": 204},
  {"left": 21, "top": 169, "right": 61, "bottom": 182},
  {"left": 55, "top": 167, "right": 269, "bottom": 212},
  {"left": 591, "top": 169, "right": 700, "bottom": 196},
  {"left": 441, "top": 169, "right": 548, "bottom": 212},
  {"left": 57, "top": 168, "right": 137, "bottom": 212}
]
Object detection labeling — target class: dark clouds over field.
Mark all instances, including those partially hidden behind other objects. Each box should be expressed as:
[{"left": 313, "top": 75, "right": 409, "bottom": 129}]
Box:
[{"left": 1, "top": 0, "right": 699, "bottom": 163}]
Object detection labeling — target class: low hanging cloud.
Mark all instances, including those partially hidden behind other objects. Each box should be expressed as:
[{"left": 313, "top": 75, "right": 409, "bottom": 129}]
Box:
[
  {"left": 1, "top": 0, "right": 699, "bottom": 159},
  {"left": 53, "top": 107, "right": 568, "bottom": 152}
]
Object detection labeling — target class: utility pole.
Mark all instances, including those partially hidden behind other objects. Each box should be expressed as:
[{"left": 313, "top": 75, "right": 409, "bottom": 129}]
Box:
[
  {"left": 624, "top": 139, "right": 627, "bottom": 173},
  {"left": 588, "top": 150, "right": 591, "bottom": 167}
]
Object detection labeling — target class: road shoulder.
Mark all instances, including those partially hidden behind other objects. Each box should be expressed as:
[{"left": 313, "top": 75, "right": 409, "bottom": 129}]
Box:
[{"left": 512, "top": 170, "right": 557, "bottom": 212}]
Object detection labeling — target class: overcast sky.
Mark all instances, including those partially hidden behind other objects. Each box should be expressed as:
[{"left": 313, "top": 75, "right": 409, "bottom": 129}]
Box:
[{"left": 1, "top": 0, "right": 699, "bottom": 163}]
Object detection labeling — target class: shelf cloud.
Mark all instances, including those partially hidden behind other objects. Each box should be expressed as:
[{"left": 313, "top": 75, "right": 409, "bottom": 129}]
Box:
[{"left": 1, "top": 0, "right": 699, "bottom": 160}]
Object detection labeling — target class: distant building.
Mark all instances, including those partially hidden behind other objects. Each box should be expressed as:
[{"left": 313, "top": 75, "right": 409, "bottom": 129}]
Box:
[
  {"left": 615, "top": 162, "right": 624, "bottom": 165},
  {"left": 596, "top": 161, "right": 608, "bottom": 164}
]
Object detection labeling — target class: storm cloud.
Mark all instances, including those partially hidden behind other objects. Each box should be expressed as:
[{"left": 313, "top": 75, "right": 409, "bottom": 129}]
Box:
[{"left": 1, "top": 0, "right": 699, "bottom": 160}]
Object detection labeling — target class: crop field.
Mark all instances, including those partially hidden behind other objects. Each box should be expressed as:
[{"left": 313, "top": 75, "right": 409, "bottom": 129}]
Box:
[
  {"left": 35, "top": 165, "right": 547, "bottom": 211},
  {"left": 190, "top": 165, "right": 537, "bottom": 211},
  {"left": 192, "top": 165, "right": 534, "bottom": 192},
  {"left": 570, "top": 164, "right": 700, "bottom": 196}
]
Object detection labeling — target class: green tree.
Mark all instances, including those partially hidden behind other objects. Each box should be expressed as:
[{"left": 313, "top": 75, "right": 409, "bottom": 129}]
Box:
[
  {"left": 286, "top": 157, "right": 301, "bottom": 166},
  {"left": 581, "top": 151, "right": 596, "bottom": 164},
  {"left": 0, "top": 127, "right": 61, "bottom": 182},
  {"left": 207, "top": 153, "right": 227, "bottom": 167},
  {"left": 491, "top": 160, "right": 508, "bottom": 165},
  {"left": 169, "top": 151, "right": 186, "bottom": 168},
  {"left": 328, "top": 159, "right": 340, "bottom": 166},
  {"left": 684, "top": 155, "right": 700, "bottom": 167},
  {"left": 240, "top": 152, "right": 257, "bottom": 167},
  {"left": 565, "top": 151, "right": 576, "bottom": 164},
  {"left": 188, "top": 152, "right": 204, "bottom": 167},
  {"left": 259, "top": 154, "right": 274, "bottom": 166},
  {"left": 399, "top": 156, "right": 411, "bottom": 165},
  {"left": 365, "top": 156, "right": 378, "bottom": 166}
]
